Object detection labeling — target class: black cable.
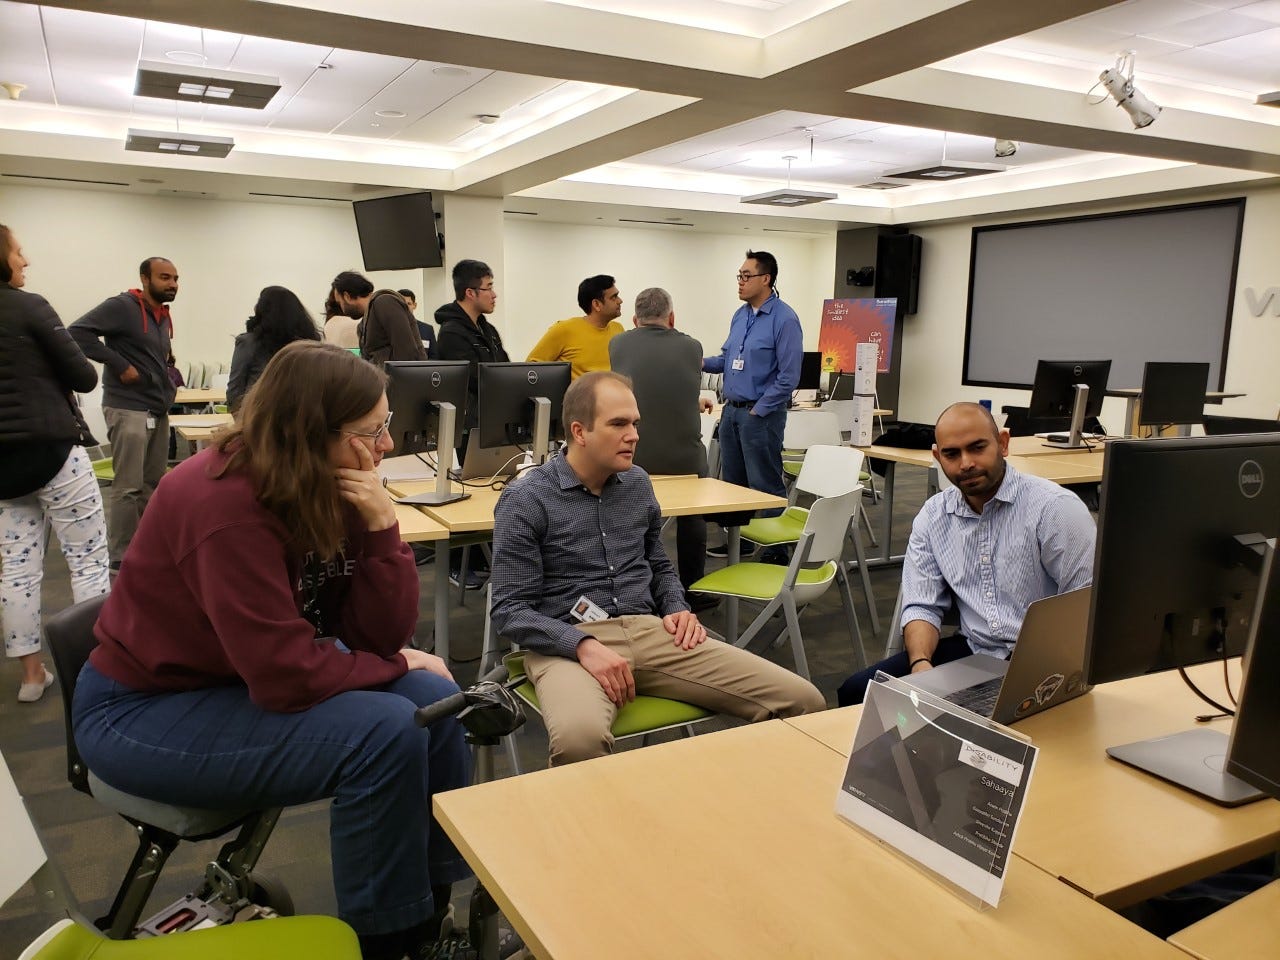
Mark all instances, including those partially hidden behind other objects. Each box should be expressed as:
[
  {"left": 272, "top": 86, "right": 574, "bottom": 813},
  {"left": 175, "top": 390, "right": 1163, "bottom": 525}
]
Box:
[{"left": 1180, "top": 666, "right": 1235, "bottom": 721}]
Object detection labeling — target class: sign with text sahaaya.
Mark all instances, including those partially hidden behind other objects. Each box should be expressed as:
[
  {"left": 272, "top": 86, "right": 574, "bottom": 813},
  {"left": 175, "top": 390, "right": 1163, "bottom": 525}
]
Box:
[
  {"left": 835, "top": 674, "right": 1039, "bottom": 909},
  {"left": 819, "top": 298, "right": 896, "bottom": 375}
]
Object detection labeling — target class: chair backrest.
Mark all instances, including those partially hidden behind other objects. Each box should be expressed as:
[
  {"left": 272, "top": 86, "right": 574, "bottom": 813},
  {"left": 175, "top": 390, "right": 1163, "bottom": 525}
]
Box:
[
  {"left": 783, "top": 410, "right": 841, "bottom": 451},
  {"left": 44, "top": 595, "right": 109, "bottom": 796},
  {"left": 1, "top": 749, "right": 49, "bottom": 908},
  {"left": 799, "top": 489, "right": 861, "bottom": 564},
  {"left": 211, "top": 372, "right": 231, "bottom": 390},
  {"left": 795, "top": 444, "right": 865, "bottom": 499},
  {"left": 699, "top": 412, "right": 716, "bottom": 452}
]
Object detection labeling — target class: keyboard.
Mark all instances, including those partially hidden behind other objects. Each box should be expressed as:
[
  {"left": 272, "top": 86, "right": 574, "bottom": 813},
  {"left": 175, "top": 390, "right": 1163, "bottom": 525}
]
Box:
[{"left": 944, "top": 677, "right": 1003, "bottom": 717}]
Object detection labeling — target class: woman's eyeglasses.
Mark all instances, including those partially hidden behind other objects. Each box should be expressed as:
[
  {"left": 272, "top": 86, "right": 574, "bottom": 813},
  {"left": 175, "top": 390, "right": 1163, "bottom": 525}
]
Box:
[{"left": 335, "top": 411, "right": 393, "bottom": 444}]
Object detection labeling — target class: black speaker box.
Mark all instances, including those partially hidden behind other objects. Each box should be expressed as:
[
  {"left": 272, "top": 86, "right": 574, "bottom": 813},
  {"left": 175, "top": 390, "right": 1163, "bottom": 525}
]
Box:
[{"left": 875, "top": 233, "right": 921, "bottom": 315}]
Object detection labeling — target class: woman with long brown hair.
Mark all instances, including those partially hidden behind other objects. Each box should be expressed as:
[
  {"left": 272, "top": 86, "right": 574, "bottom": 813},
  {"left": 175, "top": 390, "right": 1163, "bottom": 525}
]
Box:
[
  {"left": 0, "top": 224, "right": 110, "bottom": 702},
  {"left": 71, "top": 341, "right": 472, "bottom": 958}
]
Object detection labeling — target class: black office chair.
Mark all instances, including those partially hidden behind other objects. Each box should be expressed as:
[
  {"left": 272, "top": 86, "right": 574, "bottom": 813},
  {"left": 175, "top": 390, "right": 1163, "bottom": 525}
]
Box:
[{"left": 44, "top": 596, "right": 292, "bottom": 939}]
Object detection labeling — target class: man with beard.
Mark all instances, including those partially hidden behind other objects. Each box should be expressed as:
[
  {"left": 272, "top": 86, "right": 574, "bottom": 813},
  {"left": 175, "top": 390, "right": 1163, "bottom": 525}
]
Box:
[
  {"left": 71, "top": 257, "right": 180, "bottom": 566},
  {"left": 331, "top": 271, "right": 425, "bottom": 367},
  {"left": 836, "top": 402, "right": 1096, "bottom": 705},
  {"left": 527, "top": 274, "right": 624, "bottom": 379}
]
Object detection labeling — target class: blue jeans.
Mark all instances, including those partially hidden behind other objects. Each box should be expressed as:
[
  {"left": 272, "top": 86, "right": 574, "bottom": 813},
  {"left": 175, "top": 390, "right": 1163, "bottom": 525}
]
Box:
[
  {"left": 836, "top": 634, "right": 976, "bottom": 706},
  {"left": 73, "top": 662, "right": 472, "bottom": 936},
  {"left": 717, "top": 404, "right": 786, "bottom": 519}
]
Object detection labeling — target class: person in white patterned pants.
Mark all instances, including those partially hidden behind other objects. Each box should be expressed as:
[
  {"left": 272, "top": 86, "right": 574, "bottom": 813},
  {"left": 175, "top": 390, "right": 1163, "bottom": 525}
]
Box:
[{"left": 1, "top": 446, "right": 111, "bottom": 700}]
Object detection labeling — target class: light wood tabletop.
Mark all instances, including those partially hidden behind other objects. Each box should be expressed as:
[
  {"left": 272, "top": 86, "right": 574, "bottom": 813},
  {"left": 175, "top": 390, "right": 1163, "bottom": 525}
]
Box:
[
  {"left": 855, "top": 444, "right": 936, "bottom": 468},
  {"left": 1005, "top": 435, "right": 1108, "bottom": 457},
  {"left": 1006, "top": 453, "right": 1104, "bottom": 484},
  {"left": 173, "top": 387, "right": 226, "bottom": 404},
  {"left": 783, "top": 663, "right": 1280, "bottom": 910},
  {"left": 1168, "top": 878, "right": 1280, "bottom": 960},
  {"left": 436, "top": 720, "right": 1186, "bottom": 960},
  {"left": 393, "top": 504, "right": 449, "bottom": 542},
  {"left": 169, "top": 413, "right": 234, "bottom": 429}
]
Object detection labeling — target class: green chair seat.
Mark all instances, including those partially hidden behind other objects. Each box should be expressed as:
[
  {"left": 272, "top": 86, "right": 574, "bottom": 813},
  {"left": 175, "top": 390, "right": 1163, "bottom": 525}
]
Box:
[
  {"left": 33, "top": 914, "right": 358, "bottom": 960},
  {"left": 506, "top": 654, "right": 712, "bottom": 738},
  {"left": 212, "top": 403, "right": 229, "bottom": 414},
  {"left": 689, "top": 560, "right": 836, "bottom": 601},
  {"left": 91, "top": 459, "right": 115, "bottom": 483},
  {"left": 740, "top": 507, "right": 807, "bottom": 545},
  {"left": 783, "top": 460, "right": 802, "bottom": 478}
]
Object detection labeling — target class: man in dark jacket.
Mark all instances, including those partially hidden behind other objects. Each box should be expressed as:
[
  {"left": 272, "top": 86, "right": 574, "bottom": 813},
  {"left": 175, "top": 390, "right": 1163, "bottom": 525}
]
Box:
[
  {"left": 434, "top": 259, "right": 509, "bottom": 438},
  {"left": 332, "top": 271, "right": 425, "bottom": 366},
  {"left": 71, "top": 256, "right": 178, "bottom": 564}
]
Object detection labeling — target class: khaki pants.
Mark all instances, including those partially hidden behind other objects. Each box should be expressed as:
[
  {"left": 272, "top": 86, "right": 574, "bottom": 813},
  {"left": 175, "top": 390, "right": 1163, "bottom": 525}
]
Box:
[
  {"left": 524, "top": 615, "right": 825, "bottom": 766},
  {"left": 104, "top": 407, "right": 169, "bottom": 562}
]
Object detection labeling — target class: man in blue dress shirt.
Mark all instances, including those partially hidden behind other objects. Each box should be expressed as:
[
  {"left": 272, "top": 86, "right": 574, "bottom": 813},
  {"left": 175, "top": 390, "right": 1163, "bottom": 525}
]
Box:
[
  {"left": 491, "top": 371, "right": 824, "bottom": 765},
  {"left": 703, "top": 251, "right": 803, "bottom": 560},
  {"left": 837, "top": 402, "right": 1096, "bottom": 705}
]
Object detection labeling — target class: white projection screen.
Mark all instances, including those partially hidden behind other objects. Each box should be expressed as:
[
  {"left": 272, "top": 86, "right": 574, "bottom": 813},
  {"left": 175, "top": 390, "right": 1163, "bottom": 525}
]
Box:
[{"left": 964, "top": 199, "right": 1244, "bottom": 391}]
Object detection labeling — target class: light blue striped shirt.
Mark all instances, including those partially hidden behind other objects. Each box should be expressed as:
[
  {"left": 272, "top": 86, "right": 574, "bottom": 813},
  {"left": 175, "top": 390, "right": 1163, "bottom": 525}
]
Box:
[{"left": 901, "top": 464, "right": 1096, "bottom": 657}]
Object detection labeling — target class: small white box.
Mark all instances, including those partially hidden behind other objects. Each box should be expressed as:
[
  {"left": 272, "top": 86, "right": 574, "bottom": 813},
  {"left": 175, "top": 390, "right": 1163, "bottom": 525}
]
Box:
[
  {"left": 854, "top": 342, "right": 878, "bottom": 396},
  {"left": 850, "top": 394, "right": 876, "bottom": 446}
]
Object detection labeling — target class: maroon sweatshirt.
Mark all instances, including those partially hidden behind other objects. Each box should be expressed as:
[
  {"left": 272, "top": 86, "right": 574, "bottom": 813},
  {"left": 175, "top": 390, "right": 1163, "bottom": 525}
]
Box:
[{"left": 90, "top": 447, "right": 415, "bottom": 712}]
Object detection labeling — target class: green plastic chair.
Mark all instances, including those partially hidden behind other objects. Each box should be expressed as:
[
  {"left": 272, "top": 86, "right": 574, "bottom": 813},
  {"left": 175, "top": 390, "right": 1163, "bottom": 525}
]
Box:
[
  {"left": 689, "top": 488, "right": 867, "bottom": 681},
  {"left": 2, "top": 747, "right": 359, "bottom": 960},
  {"left": 739, "top": 445, "right": 880, "bottom": 637},
  {"left": 91, "top": 455, "right": 115, "bottom": 485},
  {"left": 500, "top": 653, "right": 713, "bottom": 774}
]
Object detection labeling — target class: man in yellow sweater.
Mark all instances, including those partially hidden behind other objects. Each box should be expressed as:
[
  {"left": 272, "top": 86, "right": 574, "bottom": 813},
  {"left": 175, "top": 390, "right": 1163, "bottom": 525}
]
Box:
[{"left": 527, "top": 275, "right": 625, "bottom": 378}]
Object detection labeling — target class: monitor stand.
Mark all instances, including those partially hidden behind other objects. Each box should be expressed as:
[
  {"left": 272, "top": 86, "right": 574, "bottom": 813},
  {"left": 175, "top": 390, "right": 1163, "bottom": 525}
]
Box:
[
  {"left": 1042, "top": 383, "right": 1091, "bottom": 449},
  {"left": 1105, "top": 537, "right": 1275, "bottom": 807},
  {"left": 397, "top": 401, "right": 469, "bottom": 506},
  {"left": 530, "top": 397, "right": 552, "bottom": 465}
]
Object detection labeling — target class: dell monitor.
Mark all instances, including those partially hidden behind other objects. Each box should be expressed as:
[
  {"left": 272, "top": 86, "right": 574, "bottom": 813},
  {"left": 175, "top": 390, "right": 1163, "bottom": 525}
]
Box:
[
  {"left": 1138, "top": 361, "right": 1209, "bottom": 428},
  {"left": 384, "top": 360, "right": 470, "bottom": 506},
  {"left": 1085, "top": 434, "right": 1280, "bottom": 804},
  {"left": 1027, "top": 359, "right": 1111, "bottom": 449},
  {"left": 1225, "top": 539, "right": 1280, "bottom": 800},
  {"left": 477, "top": 362, "right": 572, "bottom": 463}
]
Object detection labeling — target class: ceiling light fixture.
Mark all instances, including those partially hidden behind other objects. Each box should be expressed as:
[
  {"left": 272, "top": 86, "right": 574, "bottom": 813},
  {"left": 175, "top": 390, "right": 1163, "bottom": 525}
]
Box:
[
  {"left": 375, "top": 109, "right": 407, "bottom": 119},
  {"left": 994, "top": 139, "right": 1018, "bottom": 158},
  {"left": 1095, "top": 52, "right": 1161, "bottom": 129},
  {"left": 1256, "top": 91, "right": 1280, "bottom": 108},
  {"left": 125, "top": 128, "right": 234, "bottom": 158},
  {"left": 740, "top": 150, "right": 836, "bottom": 207},
  {"left": 884, "top": 133, "right": 1004, "bottom": 181},
  {"left": 135, "top": 60, "right": 281, "bottom": 109}
]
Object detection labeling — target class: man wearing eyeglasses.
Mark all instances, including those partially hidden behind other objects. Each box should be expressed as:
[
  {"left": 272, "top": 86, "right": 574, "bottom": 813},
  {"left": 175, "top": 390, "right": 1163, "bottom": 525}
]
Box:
[
  {"left": 702, "top": 250, "right": 803, "bottom": 561},
  {"left": 435, "top": 259, "right": 510, "bottom": 589}
]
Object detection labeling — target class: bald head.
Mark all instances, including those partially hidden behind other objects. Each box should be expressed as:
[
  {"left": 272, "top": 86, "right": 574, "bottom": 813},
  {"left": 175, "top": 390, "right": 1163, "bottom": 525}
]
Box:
[{"left": 936, "top": 401, "right": 1000, "bottom": 440}]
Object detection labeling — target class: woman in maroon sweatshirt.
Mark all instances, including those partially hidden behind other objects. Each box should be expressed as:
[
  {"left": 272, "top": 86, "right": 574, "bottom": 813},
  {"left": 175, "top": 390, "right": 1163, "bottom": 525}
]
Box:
[{"left": 72, "top": 341, "right": 471, "bottom": 958}]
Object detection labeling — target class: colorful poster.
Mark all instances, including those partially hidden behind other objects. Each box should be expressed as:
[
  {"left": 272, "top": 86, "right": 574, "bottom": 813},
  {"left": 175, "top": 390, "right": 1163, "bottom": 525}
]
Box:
[{"left": 819, "top": 298, "right": 896, "bottom": 374}]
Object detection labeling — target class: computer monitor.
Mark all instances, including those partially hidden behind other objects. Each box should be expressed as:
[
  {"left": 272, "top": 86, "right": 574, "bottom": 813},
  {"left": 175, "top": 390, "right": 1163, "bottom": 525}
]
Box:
[
  {"left": 1026, "top": 359, "right": 1111, "bottom": 449},
  {"left": 384, "top": 360, "right": 470, "bottom": 506},
  {"left": 798, "top": 352, "right": 822, "bottom": 391},
  {"left": 827, "top": 372, "right": 855, "bottom": 402},
  {"left": 477, "top": 362, "right": 572, "bottom": 462},
  {"left": 1085, "top": 434, "right": 1280, "bottom": 804},
  {"left": 1225, "top": 539, "right": 1280, "bottom": 800},
  {"left": 1138, "top": 361, "right": 1209, "bottom": 427},
  {"left": 1203, "top": 414, "right": 1280, "bottom": 436}
]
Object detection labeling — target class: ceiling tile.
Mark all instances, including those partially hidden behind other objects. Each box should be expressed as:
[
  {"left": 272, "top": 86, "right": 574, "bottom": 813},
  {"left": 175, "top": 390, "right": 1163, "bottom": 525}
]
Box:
[
  {"left": 330, "top": 59, "right": 494, "bottom": 140},
  {"left": 0, "top": 3, "right": 56, "bottom": 103},
  {"left": 1143, "top": 9, "right": 1279, "bottom": 45}
]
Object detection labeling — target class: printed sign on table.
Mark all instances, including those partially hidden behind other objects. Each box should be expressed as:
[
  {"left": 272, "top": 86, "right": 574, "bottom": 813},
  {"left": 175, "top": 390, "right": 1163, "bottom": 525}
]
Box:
[{"left": 819, "top": 298, "right": 896, "bottom": 375}]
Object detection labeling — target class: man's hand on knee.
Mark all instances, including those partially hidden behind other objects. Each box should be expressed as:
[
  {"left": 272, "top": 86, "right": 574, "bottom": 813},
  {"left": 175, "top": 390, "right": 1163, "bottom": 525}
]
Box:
[
  {"left": 575, "top": 637, "right": 635, "bottom": 706},
  {"left": 663, "top": 611, "right": 707, "bottom": 651}
]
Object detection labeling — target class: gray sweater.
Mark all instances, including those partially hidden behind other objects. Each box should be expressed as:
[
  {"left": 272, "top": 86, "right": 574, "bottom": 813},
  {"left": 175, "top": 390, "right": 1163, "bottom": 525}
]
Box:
[{"left": 70, "top": 291, "right": 176, "bottom": 415}]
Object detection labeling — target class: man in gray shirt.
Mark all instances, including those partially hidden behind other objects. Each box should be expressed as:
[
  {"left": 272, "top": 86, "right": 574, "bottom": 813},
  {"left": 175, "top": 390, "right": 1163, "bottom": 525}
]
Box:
[
  {"left": 608, "top": 287, "right": 714, "bottom": 604},
  {"left": 490, "top": 371, "right": 824, "bottom": 766}
]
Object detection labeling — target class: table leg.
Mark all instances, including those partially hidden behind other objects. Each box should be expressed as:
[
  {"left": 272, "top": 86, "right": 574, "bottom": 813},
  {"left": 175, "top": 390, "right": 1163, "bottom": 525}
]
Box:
[
  {"left": 726, "top": 526, "right": 740, "bottom": 643},
  {"left": 866, "top": 460, "right": 906, "bottom": 569},
  {"left": 435, "top": 548, "right": 451, "bottom": 662}
]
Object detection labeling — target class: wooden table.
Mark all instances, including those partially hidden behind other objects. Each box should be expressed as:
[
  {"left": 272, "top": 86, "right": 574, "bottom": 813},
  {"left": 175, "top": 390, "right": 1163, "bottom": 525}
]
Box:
[
  {"left": 173, "top": 387, "right": 226, "bottom": 405},
  {"left": 1168, "top": 878, "right": 1280, "bottom": 960},
  {"left": 169, "top": 413, "right": 233, "bottom": 430},
  {"left": 385, "top": 474, "right": 785, "bottom": 662},
  {"left": 435, "top": 720, "right": 1186, "bottom": 960},
  {"left": 1007, "top": 452, "right": 1104, "bottom": 484},
  {"left": 1006, "top": 435, "right": 1108, "bottom": 457},
  {"left": 393, "top": 504, "right": 449, "bottom": 544},
  {"left": 855, "top": 444, "right": 937, "bottom": 566},
  {"left": 783, "top": 662, "right": 1280, "bottom": 910}
]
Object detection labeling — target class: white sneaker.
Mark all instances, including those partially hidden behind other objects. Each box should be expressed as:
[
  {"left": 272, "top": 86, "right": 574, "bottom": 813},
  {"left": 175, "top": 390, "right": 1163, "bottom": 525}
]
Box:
[{"left": 18, "top": 667, "right": 55, "bottom": 703}]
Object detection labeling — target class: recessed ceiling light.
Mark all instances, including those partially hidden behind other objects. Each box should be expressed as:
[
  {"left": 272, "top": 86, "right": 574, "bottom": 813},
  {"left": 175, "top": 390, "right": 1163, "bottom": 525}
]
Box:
[
  {"left": 375, "top": 109, "right": 406, "bottom": 119},
  {"left": 164, "top": 50, "right": 206, "bottom": 65},
  {"left": 433, "top": 65, "right": 471, "bottom": 77},
  {"left": 477, "top": 114, "right": 500, "bottom": 124}
]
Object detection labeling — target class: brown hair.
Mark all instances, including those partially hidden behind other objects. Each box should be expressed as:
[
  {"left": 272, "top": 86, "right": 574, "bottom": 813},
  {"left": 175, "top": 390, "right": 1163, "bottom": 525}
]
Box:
[
  {"left": 563, "top": 370, "right": 632, "bottom": 433},
  {"left": 214, "top": 341, "right": 386, "bottom": 560},
  {"left": 0, "top": 224, "right": 13, "bottom": 284}
]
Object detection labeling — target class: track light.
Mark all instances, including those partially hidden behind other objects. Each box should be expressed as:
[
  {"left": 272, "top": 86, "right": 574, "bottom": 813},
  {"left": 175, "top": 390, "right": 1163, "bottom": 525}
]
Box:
[
  {"left": 1097, "top": 53, "right": 1161, "bottom": 129},
  {"left": 993, "top": 139, "right": 1018, "bottom": 158}
]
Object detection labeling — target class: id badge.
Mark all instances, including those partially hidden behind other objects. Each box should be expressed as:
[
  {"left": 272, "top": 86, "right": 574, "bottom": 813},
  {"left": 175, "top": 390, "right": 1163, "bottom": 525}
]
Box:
[
  {"left": 731, "top": 357, "right": 745, "bottom": 371},
  {"left": 145, "top": 417, "right": 157, "bottom": 430},
  {"left": 569, "top": 595, "right": 609, "bottom": 623}
]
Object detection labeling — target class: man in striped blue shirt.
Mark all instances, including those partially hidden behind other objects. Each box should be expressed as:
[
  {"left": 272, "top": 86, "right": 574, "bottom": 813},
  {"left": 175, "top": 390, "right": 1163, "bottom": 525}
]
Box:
[{"left": 837, "top": 402, "right": 1096, "bottom": 705}]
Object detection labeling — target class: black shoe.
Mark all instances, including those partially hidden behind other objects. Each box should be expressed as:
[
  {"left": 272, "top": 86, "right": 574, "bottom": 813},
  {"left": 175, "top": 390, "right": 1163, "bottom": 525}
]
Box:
[
  {"left": 758, "top": 546, "right": 790, "bottom": 566},
  {"left": 685, "top": 591, "right": 721, "bottom": 614},
  {"left": 449, "top": 568, "right": 488, "bottom": 590},
  {"left": 706, "top": 541, "right": 756, "bottom": 560},
  {"left": 412, "top": 544, "right": 435, "bottom": 566}
]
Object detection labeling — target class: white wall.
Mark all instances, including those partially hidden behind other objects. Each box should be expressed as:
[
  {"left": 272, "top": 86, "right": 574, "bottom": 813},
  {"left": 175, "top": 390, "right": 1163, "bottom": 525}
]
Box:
[
  {"left": 500, "top": 219, "right": 837, "bottom": 360},
  {"left": 898, "top": 184, "right": 1280, "bottom": 427}
]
